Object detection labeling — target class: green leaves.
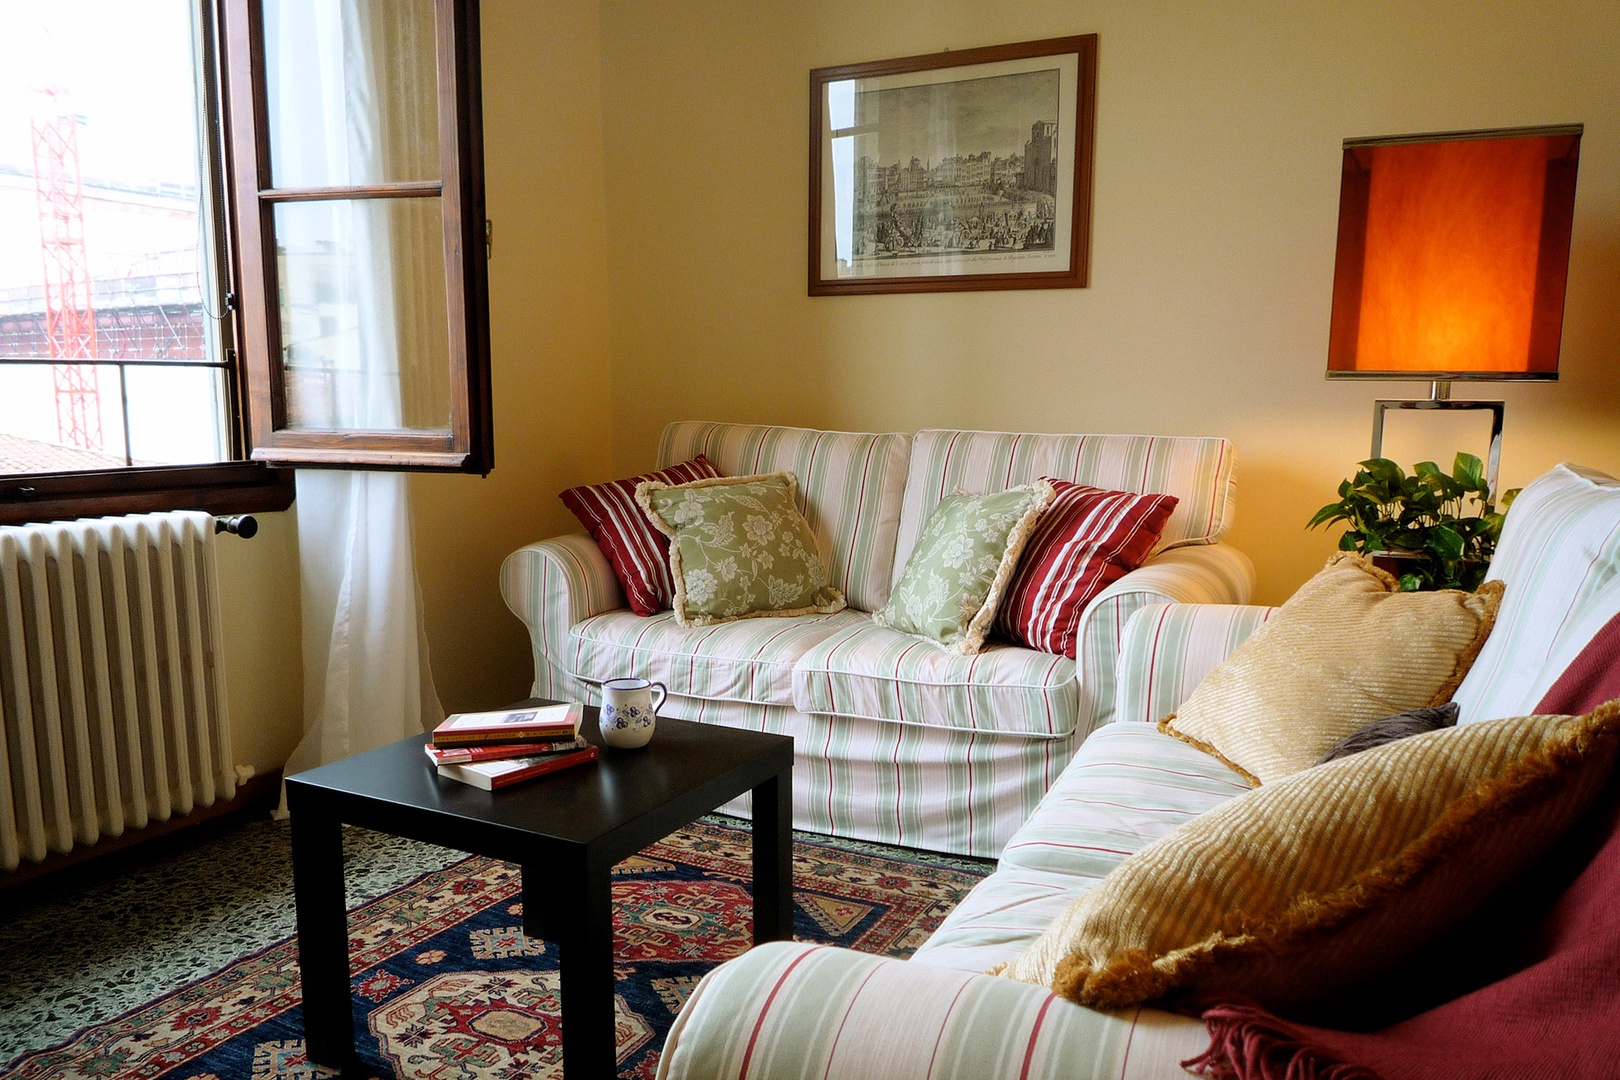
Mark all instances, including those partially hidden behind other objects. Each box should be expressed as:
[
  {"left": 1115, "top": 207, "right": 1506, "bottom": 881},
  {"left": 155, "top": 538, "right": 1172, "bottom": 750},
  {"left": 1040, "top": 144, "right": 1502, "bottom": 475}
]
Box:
[
  {"left": 1453, "top": 452, "right": 1486, "bottom": 489},
  {"left": 1428, "top": 523, "right": 1466, "bottom": 561},
  {"left": 1305, "top": 452, "right": 1515, "bottom": 592}
]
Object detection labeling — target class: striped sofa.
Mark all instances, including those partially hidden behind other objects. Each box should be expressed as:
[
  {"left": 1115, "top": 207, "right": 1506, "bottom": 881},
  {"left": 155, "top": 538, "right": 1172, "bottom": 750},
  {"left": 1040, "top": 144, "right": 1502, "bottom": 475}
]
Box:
[
  {"left": 502, "top": 421, "right": 1254, "bottom": 857},
  {"left": 653, "top": 461, "right": 1620, "bottom": 1080}
]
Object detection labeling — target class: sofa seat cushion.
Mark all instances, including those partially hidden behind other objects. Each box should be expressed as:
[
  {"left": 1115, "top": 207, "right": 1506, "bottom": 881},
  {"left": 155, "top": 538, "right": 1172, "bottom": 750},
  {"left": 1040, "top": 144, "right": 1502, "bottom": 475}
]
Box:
[
  {"left": 566, "top": 608, "right": 869, "bottom": 707},
  {"left": 913, "top": 723, "right": 1249, "bottom": 974},
  {"left": 792, "top": 620, "right": 1079, "bottom": 737}
]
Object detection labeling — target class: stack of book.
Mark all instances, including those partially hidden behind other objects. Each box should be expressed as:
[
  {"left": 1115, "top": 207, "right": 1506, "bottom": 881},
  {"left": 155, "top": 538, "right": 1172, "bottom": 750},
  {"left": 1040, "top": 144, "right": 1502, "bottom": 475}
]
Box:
[{"left": 428, "top": 702, "right": 598, "bottom": 790}]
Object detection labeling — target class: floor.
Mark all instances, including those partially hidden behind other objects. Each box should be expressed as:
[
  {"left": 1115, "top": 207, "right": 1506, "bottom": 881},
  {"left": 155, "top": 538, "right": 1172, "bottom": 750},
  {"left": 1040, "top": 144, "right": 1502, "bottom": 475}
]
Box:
[
  {"left": 0, "top": 810, "right": 992, "bottom": 1066},
  {"left": 0, "top": 814, "right": 462, "bottom": 1064}
]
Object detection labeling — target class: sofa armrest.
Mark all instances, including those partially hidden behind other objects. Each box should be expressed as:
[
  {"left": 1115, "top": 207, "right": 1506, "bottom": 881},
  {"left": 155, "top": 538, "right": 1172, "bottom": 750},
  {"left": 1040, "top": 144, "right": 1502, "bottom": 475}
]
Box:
[
  {"left": 656, "top": 942, "right": 1207, "bottom": 1080},
  {"left": 1073, "top": 543, "right": 1256, "bottom": 734},
  {"left": 499, "top": 534, "right": 625, "bottom": 700},
  {"left": 1112, "top": 602, "right": 1277, "bottom": 725}
]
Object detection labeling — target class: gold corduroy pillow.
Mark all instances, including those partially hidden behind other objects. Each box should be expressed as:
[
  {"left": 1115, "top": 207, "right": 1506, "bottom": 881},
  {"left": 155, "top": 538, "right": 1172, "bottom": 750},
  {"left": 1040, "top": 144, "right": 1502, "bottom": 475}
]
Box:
[
  {"left": 997, "top": 702, "right": 1620, "bottom": 1015},
  {"left": 1161, "top": 553, "right": 1503, "bottom": 785}
]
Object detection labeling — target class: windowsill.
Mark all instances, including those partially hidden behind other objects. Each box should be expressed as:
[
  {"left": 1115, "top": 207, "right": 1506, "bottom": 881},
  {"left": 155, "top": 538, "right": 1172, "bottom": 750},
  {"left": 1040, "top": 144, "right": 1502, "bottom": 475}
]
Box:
[{"left": 0, "top": 462, "right": 296, "bottom": 527}]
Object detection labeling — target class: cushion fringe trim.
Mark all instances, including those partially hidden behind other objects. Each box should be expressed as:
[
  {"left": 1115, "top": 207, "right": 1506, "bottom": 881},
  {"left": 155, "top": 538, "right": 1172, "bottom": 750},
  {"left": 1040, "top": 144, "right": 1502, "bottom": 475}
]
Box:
[
  {"left": 1156, "top": 714, "right": 1261, "bottom": 787},
  {"left": 952, "top": 478, "right": 1057, "bottom": 656},
  {"left": 1182, "top": 1002, "right": 1383, "bottom": 1080}
]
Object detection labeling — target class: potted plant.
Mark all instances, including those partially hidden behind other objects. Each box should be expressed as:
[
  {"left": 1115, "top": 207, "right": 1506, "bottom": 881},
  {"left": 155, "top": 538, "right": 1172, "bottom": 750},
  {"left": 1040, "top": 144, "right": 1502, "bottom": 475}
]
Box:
[{"left": 1307, "top": 452, "right": 1514, "bottom": 592}]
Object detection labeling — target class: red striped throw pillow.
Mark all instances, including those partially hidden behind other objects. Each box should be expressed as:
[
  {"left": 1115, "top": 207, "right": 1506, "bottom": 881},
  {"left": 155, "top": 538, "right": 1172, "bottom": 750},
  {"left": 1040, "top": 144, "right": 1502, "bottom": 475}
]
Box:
[
  {"left": 995, "top": 479, "right": 1178, "bottom": 657},
  {"left": 560, "top": 455, "right": 721, "bottom": 616}
]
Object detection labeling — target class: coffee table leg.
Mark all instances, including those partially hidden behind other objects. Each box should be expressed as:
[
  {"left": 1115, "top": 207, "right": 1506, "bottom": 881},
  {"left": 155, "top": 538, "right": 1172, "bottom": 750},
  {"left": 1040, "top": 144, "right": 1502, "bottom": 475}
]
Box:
[
  {"left": 288, "top": 800, "right": 354, "bottom": 1067},
  {"left": 547, "top": 849, "right": 617, "bottom": 1078},
  {"left": 752, "top": 770, "right": 794, "bottom": 945}
]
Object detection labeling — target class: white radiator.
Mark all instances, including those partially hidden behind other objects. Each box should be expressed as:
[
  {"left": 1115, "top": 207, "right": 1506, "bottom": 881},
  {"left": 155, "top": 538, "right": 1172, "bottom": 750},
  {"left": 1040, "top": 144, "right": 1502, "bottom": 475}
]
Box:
[{"left": 0, "top": 510, "right": 235, "bottom": 872}]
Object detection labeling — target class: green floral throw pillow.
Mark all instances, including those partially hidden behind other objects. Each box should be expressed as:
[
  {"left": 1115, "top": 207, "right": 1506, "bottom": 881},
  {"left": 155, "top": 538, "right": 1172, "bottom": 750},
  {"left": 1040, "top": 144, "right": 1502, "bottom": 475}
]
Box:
[
  {"left": 636, "top": 472, "right": 847, "bottom": 626},
  {"left": 877, "top": 480, "right": 1055, "bottom": 654}
]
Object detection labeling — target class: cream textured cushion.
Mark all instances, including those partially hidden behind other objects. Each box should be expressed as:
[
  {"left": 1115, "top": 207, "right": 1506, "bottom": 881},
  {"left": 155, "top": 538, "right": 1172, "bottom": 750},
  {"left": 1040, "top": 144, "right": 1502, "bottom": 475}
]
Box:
[
  {"left": 1161, "top": 553, "right": 1503, "bottom": 785},
  {"left": 998, "top": 701, "right": 1620, "bottom": 1014}
]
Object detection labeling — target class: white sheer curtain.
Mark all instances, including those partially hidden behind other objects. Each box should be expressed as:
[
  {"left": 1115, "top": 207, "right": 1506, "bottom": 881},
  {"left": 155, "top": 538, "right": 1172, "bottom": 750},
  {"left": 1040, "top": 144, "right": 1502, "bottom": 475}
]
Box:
[{"left": 269, "top": 0, "right": 443, "bottom": 798}]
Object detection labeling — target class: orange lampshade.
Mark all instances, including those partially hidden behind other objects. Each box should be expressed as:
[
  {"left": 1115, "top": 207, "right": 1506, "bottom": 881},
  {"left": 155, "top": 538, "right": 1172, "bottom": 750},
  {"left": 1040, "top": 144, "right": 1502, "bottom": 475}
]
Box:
[{"left": 1327, "top": 126, "right": 1580, "bottom": 380}]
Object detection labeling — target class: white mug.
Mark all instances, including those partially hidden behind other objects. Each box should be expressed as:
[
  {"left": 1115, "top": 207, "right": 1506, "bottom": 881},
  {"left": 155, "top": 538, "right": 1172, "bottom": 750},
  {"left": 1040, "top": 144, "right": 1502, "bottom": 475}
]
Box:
[{"left": 599, "top": 678, "right": 667, "bottom": 749}]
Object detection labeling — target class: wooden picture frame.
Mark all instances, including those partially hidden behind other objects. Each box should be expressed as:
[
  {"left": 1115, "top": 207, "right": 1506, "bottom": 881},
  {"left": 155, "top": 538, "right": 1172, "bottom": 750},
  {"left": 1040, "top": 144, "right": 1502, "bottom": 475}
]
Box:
[{"left": 809, "top": 35, "right": 1097, "bottom": 296}]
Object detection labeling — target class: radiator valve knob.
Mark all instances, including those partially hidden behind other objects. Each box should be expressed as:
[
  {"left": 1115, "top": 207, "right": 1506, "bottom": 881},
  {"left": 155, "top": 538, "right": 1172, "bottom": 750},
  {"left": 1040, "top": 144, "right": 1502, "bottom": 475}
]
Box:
[{"left": 215, "top": 514, "right": 258, "bottom": 539}]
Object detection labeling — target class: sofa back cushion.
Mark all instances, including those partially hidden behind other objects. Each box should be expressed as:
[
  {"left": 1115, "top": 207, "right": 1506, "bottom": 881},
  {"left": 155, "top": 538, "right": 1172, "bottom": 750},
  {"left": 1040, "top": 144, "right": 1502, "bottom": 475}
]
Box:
[
  {"left": 892, "top": 430, "right": 1237, "bottom": 586},
  {"left": 1452, "top": 463, "right": 1620, "bottom": 725},
  {"left": 659, "top": 422, "right": 912, "bottom": 613}
]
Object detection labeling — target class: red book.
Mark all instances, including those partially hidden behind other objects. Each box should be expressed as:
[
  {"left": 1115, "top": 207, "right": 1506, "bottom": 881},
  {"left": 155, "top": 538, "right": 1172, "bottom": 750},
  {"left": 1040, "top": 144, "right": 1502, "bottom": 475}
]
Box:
[
  {"left": 431, "top": 702, "right": 582, "bottom": 748},
  {"left": 424, "top": 737, "right": 589, "bottom": 767},
  {"left": 435, "top": 745, "right": 600, "bottom": 790}
]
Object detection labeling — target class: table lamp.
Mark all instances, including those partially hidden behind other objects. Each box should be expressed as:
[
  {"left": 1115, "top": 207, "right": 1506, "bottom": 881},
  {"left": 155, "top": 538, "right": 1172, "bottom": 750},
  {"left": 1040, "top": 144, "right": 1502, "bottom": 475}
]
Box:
[{"left": 1326, "top": 124, "right": 1582, "bottom": 499}]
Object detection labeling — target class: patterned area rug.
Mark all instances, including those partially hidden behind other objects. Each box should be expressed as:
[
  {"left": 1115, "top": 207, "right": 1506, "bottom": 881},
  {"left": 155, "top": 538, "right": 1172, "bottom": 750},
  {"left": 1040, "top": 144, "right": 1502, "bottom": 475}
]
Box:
[{"left": 2, "top": 820, "right": 988, "bottom": 1080}]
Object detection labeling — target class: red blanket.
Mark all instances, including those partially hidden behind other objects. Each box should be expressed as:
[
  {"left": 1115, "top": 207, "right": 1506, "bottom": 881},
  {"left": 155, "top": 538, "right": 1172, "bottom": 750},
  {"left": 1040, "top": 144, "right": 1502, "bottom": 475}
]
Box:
[{"left": 1187, "top": 610, "right": 1620, "bottom": 1080}]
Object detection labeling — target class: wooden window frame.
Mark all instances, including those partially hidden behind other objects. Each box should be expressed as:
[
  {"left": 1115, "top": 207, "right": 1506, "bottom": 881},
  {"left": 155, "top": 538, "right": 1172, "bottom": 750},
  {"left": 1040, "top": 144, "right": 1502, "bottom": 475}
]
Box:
[{"left": 222, "top": 0, "right": 493, "bottom": 474}]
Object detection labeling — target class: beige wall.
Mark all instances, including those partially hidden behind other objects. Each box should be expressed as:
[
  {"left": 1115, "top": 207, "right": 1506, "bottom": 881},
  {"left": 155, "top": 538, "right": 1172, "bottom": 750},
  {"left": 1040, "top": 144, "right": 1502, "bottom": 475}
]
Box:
[
  {"left": 597, "top": 0, "right": 1620, "bottom": 605},
  {"left": 216, "top": 510, "right": 302, "bottom": 772}
]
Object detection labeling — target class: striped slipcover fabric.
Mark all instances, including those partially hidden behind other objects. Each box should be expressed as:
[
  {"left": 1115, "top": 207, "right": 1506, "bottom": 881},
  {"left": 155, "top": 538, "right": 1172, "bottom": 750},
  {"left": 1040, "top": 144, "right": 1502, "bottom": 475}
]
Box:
[
  {"left": 503, "top": 423, "right": 1254, "bottom": 856},
  {"left": 1070, "top": 544, "right": 1256, "bottom": 735},
  {"left": 656, "top": 462, "right": 1620, "bottom": 1080},
  {"left": 786, "top": 546, "right": 1251, "bottom": 853},
  {"left": 658, "top": 422, "right": 912, "bottom": 614},
  {"left": 912, "top": 723, "right": 1250, "bottom": 974},
  {"left": 1112, "top": 602, "right": 1277, "bottom": 726},
  {"left": 1452, "top": 463, "right": 1620, "bottom": 725},
  {"left": 891, "top": 429, "right": 1238, "bottom": 583},
  {"left": 500, "top": 533, "right": 625, "bottom": 703},
  {"left": 656, "top": 722, "right": 1246, "bottom": 1080},
  {"left": 792, "top": 622, "right": 1079, "bottom": 737},
  {"left": 527, "top": 684, "right": 1086, "bottom": 857},
  {"left": 566, "top": 608, "right": 868, "bottom": 705},
  {"left": 656, "top": 941, "right": 1209, "bottom": 1080}
]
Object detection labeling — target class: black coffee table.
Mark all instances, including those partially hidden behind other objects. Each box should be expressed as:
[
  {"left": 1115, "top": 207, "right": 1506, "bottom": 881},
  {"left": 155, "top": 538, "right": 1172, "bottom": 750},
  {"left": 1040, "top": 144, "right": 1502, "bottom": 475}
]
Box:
[{"left": 284, "top": 701, "right": 793, "bottom": 1078}]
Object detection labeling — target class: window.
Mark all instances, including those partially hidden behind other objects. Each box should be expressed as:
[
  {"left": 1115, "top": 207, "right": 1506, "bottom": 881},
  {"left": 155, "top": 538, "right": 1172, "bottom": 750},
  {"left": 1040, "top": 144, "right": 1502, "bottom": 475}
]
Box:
[{"left": 0, "top": 0, "right": 490, "bottom": 525}]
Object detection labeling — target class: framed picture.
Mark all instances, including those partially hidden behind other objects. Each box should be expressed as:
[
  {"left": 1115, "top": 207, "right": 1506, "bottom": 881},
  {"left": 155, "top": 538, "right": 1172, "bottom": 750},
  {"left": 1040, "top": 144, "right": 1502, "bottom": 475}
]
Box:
[{"left": 809, "top": 35, "right": 1097, "bottom": 296}]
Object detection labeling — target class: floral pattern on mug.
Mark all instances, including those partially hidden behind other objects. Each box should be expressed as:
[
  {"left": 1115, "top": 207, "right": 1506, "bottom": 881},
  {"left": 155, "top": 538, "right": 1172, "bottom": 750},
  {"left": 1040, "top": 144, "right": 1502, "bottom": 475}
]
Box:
[{"left": 601, "top": 679, "right": 665, "bottom": 748}]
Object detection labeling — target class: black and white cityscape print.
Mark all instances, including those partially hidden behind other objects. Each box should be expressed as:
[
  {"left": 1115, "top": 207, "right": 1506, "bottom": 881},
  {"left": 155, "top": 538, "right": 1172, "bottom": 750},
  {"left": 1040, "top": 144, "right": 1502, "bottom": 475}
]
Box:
[{"left": 851, "top": 68, "right": 1061, "bottom": 265}]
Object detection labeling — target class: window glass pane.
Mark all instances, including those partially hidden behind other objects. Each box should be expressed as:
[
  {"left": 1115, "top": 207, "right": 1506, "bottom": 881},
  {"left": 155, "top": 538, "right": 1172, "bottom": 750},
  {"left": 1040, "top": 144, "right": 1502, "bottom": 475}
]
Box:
[
  {"left": 263, "top": 0, "right": 442, "bottom": 189},
  {"left": 0, "top": 361, "right": 229, "bottom": 473},
  {"left": 123, "top": 365, "right": 230, "bottom": 464},
  {"left": 0, "top": 0, "right": 231, "bottom": 469},
  {"left": 275, "top": 198, "right": 451, "bottom": 432},
  {"left": 0, "top": 363, "right": 130, "bottom": 472}
]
